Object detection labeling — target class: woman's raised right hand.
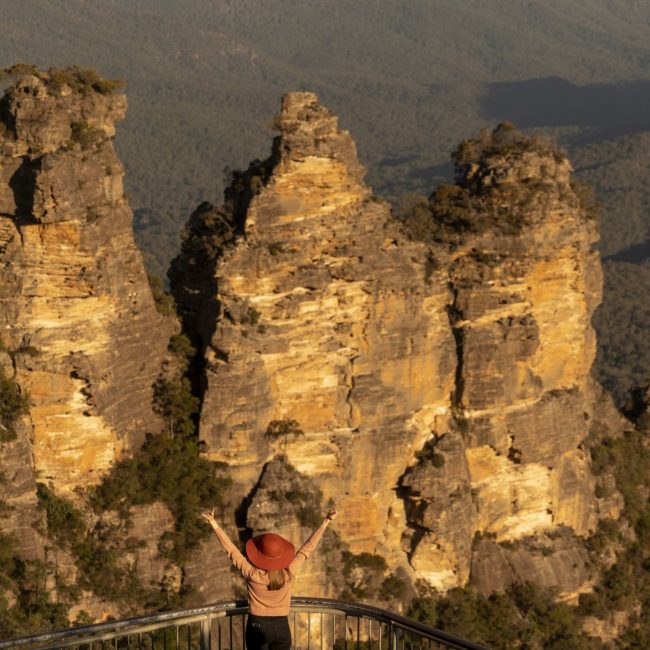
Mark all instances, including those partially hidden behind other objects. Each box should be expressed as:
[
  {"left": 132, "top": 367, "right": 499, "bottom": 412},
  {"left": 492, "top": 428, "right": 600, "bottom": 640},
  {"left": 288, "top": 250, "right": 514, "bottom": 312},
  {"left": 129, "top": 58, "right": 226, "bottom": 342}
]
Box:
[{"left": 201, "top": 509, "right": 219, "bottom": 528}]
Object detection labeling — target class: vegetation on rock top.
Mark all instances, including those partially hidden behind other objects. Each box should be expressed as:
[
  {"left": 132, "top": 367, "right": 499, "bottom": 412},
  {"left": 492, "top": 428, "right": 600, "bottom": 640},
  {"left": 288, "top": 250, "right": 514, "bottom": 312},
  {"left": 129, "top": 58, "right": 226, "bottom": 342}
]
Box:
[{"left": 397, "top": 124, "right": 576, "bottom": 245}]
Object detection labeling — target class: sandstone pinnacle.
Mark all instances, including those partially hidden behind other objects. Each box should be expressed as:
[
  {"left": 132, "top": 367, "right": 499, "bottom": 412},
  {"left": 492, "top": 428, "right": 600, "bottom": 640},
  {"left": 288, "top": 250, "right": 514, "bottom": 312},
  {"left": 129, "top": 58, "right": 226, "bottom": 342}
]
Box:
[
  {"left": 0, "top": 67, "right": 172, "bottom": 493},
  {"left": 172, "top": 103, "right": 619, "bottom": 599}
]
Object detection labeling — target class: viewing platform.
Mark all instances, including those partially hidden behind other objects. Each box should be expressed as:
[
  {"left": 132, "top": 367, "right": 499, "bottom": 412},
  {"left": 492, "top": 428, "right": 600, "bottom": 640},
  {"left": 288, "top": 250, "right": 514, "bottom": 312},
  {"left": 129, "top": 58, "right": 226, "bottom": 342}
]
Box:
[{"left": 0, "top": 597, "right": 487, "bottom": 650}]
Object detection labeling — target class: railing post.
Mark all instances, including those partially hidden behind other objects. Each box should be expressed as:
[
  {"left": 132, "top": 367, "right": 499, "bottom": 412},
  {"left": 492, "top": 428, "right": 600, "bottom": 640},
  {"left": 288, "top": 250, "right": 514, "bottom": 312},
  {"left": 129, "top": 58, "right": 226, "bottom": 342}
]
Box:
[
  {"left": 200, "top": 616, "right": 212, "bottom": 650},
  {"left": 388, "top": 621, "right": 396, "bottom": 650}
]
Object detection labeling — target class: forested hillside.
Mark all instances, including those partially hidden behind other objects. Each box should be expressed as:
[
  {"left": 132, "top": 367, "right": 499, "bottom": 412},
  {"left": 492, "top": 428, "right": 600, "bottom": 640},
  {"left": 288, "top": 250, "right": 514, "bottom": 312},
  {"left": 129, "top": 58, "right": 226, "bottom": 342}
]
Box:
[{"left": 1, "top": 0, "right": 650, "bottom": 400}]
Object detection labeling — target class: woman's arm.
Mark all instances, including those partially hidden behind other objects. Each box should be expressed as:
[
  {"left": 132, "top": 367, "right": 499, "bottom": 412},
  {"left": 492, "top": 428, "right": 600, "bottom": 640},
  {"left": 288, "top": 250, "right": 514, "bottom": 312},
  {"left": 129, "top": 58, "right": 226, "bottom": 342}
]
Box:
[
  {"left": 290, "top": 508, "right": 338, "bottom": 572},
  {"left": 201, "top": 510, "right": 258, "bottom": 579}
]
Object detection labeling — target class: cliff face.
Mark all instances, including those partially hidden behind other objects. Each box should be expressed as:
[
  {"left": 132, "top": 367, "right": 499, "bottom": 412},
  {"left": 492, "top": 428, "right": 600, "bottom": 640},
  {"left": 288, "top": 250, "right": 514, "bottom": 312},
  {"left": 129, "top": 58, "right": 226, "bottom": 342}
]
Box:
[
  {"left": 177, "top": 93, "right": 455, "bottom": 599},
  {"left": 0, "top": 70, "right": 171, "bottom": 492},
  {"left": 172, "top": 97, "right": 616, "bottom": 598},
  {"left": 401, "top": 128, "right": 607, "bottom": 594},
  {"left": 0, "top": 72, "right": 620, "bottom": 619}
]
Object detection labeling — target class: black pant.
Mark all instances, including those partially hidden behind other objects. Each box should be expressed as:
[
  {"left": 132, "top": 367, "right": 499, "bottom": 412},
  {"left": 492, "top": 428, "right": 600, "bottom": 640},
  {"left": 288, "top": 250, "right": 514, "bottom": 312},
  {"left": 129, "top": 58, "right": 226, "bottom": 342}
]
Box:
[{"left": 246, "top": 614, "right": 292, "bottom": 650}]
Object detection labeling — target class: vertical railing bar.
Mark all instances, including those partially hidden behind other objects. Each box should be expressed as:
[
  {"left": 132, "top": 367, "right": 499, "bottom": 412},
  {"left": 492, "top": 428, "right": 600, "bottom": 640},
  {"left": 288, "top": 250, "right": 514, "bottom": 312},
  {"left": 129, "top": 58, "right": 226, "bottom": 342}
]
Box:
[
  {"left": 229, "top": 614, "right": 233, "bottom": 650},
  {"left": 242, "top": 614, "right": 246, "bottom": 650},
  {"left": 319, "top": 612, "right": 323, "bottom": 650},
  {"left": 293, "top": 610, "right": 297, "bottom": 650},
  {"left": 356, "top": 616, "right": 360, "bottom": 650},
  {"left": 218, "top": 618, "right": 222, "bottom": 650},
  {"left": 368, "top": 619, "right": 372, "bottom": 650},
  {"left": 378, "top": 621, "right": 382, "bottom": 650},
  {"left": 308, "top": 611, "right": 311, "bottom": 650}
]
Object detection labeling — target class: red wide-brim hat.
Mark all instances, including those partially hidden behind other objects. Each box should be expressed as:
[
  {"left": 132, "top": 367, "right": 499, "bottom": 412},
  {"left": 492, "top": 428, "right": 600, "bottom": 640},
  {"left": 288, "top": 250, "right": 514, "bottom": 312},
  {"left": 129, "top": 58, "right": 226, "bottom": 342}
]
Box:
[{"left": 246, "top": 532, "right": 296, "bottom": 570}]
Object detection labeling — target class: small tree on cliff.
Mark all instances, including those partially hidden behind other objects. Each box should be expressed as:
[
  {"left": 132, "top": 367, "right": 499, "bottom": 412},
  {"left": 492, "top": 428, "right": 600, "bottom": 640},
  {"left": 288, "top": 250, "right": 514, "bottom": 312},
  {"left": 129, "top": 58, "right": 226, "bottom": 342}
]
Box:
[
  {"left": 265, "top": 418, "right": 304, "bottom": 457},
  {"left": 0, "top": 370, "right": 29, "bottom": 443},
  {"left": 153, "top": 333, "right": 199, "bottom": 437}
]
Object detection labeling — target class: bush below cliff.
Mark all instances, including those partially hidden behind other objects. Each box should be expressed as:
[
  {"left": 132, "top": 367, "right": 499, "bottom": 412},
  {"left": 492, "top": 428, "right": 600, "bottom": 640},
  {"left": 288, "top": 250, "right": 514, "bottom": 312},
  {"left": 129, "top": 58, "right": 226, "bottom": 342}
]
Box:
[{"left": 90, "top": 434, "right": 231, "bottom": 566}]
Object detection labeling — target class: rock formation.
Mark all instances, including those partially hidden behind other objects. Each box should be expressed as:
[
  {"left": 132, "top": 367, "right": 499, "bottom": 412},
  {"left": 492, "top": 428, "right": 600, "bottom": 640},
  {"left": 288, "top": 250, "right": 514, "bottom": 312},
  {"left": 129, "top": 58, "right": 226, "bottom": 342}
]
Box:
[
  {"left": 0, "top": 71, "right": 626, "bottom": 626},
  {"left": 173, "top": 93, "right": 456, "bottom": 595},
  {"left": 0, "top": 68, "right": 172, "bottom": 493},
  {"left": 172, "top": 96, "right": 620, "bottom": 599},
  {"left": 400, "top": 126, "right": 612, "bottom": 596}
]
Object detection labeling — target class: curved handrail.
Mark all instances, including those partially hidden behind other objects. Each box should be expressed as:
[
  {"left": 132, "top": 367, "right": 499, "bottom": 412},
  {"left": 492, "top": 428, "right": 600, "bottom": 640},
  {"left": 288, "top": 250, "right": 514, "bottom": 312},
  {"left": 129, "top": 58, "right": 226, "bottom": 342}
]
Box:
[
  {"left": 0, "top": 597, "right": 488, "bottom": 650},
  {"left": 292, "top": 597, "right": 487, "bottom": 649}
]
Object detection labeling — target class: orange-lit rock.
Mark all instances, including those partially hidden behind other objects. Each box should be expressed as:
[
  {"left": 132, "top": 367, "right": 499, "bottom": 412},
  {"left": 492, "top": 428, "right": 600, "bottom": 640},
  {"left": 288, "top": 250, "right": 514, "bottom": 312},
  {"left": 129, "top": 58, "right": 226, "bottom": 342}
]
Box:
[{"left": 0, "top": 71, "right": 172, "bottom": 492}]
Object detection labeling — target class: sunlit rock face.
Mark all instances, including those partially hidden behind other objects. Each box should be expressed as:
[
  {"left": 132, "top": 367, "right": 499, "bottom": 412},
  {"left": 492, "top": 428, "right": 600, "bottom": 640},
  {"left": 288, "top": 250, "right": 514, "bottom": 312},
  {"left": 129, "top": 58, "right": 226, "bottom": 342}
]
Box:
[
  {"left": 401, "top": 127, "right": 606, "bottom": 595},
  {"left": 0, "top": 71, "right": 171, "bottom": 491},
  {"left": 173, "top": 102, "right": 614, "bottom": 598},
  {"left": 178, "top": 91, "right": 456, "bottom": 563}
]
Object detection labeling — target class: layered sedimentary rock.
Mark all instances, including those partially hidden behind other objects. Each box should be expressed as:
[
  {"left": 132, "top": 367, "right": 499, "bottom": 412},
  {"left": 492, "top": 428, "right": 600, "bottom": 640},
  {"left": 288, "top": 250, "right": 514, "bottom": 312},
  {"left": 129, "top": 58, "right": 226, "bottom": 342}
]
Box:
[
  {"left": 402, "top": 128, "right": 608, "bottom": 595},
  {"left": 0, "top": 70, "right": 171, "bottom": 491},
  {"left": 174, "top": 98, "right": 614, "bottom": 598},
  {"left": 174, "top": 93, "right": 456, "bottom": 591}
]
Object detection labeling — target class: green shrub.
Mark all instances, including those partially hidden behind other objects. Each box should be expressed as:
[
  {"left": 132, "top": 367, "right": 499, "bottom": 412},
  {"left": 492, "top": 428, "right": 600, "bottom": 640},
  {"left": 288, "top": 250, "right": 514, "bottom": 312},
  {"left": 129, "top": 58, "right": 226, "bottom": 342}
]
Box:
[
  {"left": 69, "top": 121, "right": 105, "bottom": 151},
  {"left": 153, "top": 375, "right": 199, "bottom": 437},
  {"left": 46, "top": 66, "right": 123, "bottom": 96},
  {"left": 168, "top": 334, "right": 195, "bottom": 361},
  {"left": 265, "top": 418, "right": 304, "bottom": 455},
  {"left": 90, "top": 434, "right": 232, "bottom": 565},
  {"left": 0, "top": 63, "right": 39, "bottom": 82},
  {"left": 408, "top": 583, "right": 592, "bottom": 650},
  {"left": 379, "top": 573, "right": 407, "bottom": 601},
  {"left": 3, "top": 559, "right": 71, "bottom": 637},
  {"left": 36, "top": 483, "right": 85, "bottom": 548},
  {"left": 148, "top": 274, "right": 177, "bottom": 316},
  {"left": 0, "top": 370, "right": 29, "bottom": 443}
]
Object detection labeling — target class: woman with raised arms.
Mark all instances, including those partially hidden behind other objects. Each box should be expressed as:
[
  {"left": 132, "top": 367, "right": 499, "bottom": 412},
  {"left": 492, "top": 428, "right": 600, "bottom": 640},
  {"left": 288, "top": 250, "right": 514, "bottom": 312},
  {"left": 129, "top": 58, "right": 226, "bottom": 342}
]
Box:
[{"left": 202, "top": 506, "right": 339, "bottom": 650}]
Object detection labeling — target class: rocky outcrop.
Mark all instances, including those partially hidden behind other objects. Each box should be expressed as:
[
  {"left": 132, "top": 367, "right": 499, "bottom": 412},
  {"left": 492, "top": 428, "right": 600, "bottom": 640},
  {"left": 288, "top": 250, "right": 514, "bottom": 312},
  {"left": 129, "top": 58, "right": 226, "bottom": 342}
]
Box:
[
  {"left": 0, "top": 72, "right": 623, "bottom": 620},
  {"left": 0, "top": 69, "right": 172, "bottom": 492},
  {"left": 174, "top": 92, "right": 456, "bottom": 575},
  {"left": 400, "top": 126, "right": 614, "bottom": 595},
  {"left": 172, "top": 102, "right": 618, "bottom": 598}
]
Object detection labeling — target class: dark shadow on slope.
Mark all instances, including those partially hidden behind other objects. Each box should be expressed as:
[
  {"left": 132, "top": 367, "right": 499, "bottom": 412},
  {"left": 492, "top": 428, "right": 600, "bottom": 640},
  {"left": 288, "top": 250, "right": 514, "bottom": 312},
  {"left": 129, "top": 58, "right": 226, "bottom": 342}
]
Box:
[
  {"left": 407, "top": 160, "right": 454, "bottom": 183},
  {"left": 9, "top": 156, "right": 38, "bottom": 225},
  {"left": 606, "top": 238, "right": 650, "bottom": 264},
  {"left": 480, "top": 77, "right": 650, "bottom": 139}
]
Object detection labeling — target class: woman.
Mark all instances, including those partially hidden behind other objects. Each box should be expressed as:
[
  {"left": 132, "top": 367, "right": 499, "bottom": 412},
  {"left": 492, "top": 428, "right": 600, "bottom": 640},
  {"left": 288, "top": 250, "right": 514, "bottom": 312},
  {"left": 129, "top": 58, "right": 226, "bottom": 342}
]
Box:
[{"left": 202, "top": 506, "right": 338, "bottom": 650}]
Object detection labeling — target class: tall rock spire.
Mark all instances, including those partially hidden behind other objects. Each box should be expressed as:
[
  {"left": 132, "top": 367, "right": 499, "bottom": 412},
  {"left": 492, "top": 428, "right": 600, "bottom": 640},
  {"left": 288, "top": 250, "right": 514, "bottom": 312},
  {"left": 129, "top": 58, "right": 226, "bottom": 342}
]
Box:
[
  {"left": 175, "top": 92, "right": 454, "bottom": 577},
  {"left": 173, "top": 104, "right": 618, "bottom": 600},
  {"left": 401, "top": 125, "right": 614, "bottom": 595},
  {"left": 0, "top": 68, "right": 172, "bottom": 490}
]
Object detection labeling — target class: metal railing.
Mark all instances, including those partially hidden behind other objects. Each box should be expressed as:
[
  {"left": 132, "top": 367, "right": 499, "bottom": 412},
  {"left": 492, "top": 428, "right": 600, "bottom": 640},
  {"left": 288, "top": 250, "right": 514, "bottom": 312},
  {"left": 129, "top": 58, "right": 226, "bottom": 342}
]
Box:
[{"left": 0, "top": 597, "right": 488, "bottom": 650}]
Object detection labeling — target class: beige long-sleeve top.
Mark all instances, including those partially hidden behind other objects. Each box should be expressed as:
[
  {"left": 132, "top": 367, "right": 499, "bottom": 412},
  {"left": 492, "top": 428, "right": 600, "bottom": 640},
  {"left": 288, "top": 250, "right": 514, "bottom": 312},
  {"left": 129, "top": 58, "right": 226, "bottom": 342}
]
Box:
[{"left": 211, "top": 519, "right": 330, "bottom": 616}]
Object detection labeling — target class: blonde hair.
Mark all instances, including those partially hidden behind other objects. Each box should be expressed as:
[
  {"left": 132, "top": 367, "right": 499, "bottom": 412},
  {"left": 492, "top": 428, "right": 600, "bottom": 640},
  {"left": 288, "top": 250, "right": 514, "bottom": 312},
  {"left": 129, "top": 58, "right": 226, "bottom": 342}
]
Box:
[{"left": 267, "top": 568, "right": 291, "bottom": 591}]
